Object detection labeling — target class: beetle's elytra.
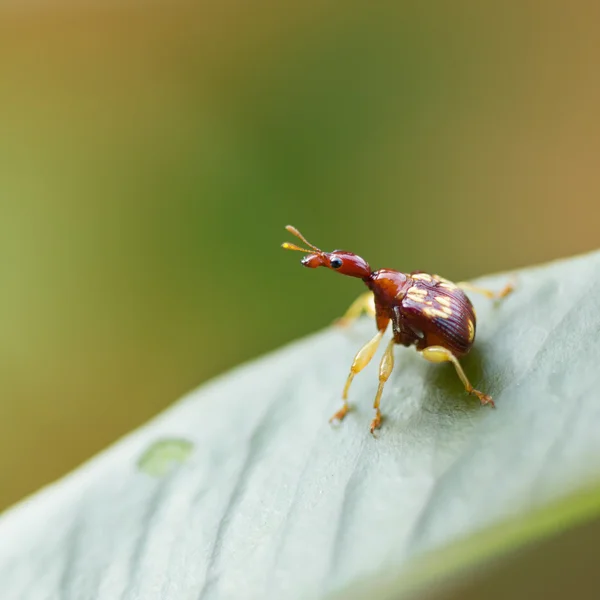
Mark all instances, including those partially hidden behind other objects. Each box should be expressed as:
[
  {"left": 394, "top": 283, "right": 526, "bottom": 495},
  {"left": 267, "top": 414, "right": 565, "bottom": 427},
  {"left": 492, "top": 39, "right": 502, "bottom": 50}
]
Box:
[{"left": 282, "top": 225, "right": 513, "bottom": 435}]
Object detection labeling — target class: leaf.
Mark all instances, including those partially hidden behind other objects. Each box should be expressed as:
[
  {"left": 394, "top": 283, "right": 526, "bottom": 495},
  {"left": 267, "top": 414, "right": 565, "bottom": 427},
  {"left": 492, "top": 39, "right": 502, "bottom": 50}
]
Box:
[{"left": 1, "top": 250, "right": 600, "bottom": 600}]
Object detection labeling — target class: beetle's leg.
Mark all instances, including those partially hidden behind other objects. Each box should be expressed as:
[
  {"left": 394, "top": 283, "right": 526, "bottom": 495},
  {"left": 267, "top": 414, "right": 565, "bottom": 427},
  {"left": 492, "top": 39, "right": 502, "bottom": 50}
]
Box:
[
  {"left": 420, "top": 346, "right": 495, "bottom": 407},
  {"left": 330, "top": 328, "right": 385, "bottom": 423},
  {"left": 456, "top": 280, "right": 514, "bottom": 300},
  {"left": 334, "top": 291, "right": 376, "bottom": 327},
  {"left": 370, "top": 338, "right": 396, "bottom": 434}
]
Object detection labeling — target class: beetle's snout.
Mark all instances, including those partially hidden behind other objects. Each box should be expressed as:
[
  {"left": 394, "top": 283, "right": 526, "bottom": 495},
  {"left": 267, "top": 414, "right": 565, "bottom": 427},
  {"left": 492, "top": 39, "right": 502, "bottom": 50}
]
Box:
[{"left": 301, "top": 253, "right": 325, "bottom": 268}]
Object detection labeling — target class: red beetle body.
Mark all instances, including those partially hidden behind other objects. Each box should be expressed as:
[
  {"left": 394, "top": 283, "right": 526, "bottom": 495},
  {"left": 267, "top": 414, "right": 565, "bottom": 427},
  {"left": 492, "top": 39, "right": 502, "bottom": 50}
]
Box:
[{"left": 282, "top": 225, "right": 512, "bottom": 435}]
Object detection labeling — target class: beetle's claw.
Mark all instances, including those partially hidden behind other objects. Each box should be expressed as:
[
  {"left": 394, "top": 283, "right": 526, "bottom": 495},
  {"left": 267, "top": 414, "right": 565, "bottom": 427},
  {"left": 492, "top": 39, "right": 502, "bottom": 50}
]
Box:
[
  {"left": 329, "top": 404, "right": 350, "bottom": 424},
  {"left": 370, "top": 410, "right": 382, "bottom": 435},
  {"left": 473, "top": 390, "right": 495, "bottom": 408},
  {"left": 498, "top": 281, "right": 516, "bottom": 299}
]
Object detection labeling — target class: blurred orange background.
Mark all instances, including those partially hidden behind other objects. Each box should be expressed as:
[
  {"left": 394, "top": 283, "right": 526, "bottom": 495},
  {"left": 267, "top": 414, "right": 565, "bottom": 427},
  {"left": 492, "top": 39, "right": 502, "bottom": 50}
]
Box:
[{"left": 1, "top": 2, "right": 599, "bottom": 511}]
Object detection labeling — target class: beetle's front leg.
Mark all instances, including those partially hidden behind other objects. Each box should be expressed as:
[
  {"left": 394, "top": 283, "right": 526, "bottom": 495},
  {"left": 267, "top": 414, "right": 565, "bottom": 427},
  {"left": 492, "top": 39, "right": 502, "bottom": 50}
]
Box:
[
  {"left": 330, "top": 326, "right": 387, "bottom": 424},
  {"left": 334, "top": 291, "right": 376, "bottom": 328}
]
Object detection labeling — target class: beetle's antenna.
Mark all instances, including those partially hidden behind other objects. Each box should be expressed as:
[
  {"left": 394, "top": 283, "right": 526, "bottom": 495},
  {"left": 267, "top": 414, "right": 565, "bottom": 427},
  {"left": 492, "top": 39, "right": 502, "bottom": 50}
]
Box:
[
  {"left": 281, "top": 242, "right": 313, "bottom": 253},
  {"left": 282, "top": 225, "right": 323, "bottom": 254}
]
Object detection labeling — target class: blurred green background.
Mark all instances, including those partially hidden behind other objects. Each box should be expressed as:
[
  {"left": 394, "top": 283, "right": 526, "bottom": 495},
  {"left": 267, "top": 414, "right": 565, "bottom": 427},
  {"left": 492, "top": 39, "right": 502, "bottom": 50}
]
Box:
[{"left": 1, "top": 2, "right": 599, "bottom": 512}]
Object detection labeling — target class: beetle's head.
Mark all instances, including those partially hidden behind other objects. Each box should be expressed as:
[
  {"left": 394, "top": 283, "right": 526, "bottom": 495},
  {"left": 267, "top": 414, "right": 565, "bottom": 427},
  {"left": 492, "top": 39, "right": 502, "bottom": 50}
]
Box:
[{"left": 282, "top": 225, "right": 371, "bottom": 279}]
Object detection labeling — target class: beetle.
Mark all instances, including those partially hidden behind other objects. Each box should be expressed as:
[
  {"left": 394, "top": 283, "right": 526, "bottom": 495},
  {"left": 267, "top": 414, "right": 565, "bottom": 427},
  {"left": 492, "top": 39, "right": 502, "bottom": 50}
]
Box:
[{"left": 282, "top": 225, "right": 513, "bottom": 434}]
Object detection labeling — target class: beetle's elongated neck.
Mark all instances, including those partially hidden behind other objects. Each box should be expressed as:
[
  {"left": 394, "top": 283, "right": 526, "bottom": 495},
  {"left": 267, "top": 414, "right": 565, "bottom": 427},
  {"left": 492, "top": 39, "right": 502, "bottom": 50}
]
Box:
[{"left": 297, "top": 250, "right": 372, "bottom": 278}]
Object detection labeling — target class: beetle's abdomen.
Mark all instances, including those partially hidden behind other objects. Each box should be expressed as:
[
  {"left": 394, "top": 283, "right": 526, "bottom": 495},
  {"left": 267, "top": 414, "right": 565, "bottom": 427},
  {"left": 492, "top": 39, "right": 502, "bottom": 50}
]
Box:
[{"left": 400, "top": 273, "right": 476, "bottom": 357}]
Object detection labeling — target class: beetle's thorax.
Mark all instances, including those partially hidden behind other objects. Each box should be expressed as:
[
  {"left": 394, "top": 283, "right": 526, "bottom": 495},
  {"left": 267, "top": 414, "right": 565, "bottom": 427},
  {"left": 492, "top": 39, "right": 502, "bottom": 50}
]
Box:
[{"left": 365, "top": 269, "right": 410, "bottom": 305}]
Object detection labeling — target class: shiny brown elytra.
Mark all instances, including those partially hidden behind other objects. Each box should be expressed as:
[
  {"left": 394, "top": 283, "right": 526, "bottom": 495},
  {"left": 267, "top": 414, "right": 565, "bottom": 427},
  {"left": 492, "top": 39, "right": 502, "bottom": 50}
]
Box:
[{"left": 282, "top": 225, "right": 513, "bottom": 435}]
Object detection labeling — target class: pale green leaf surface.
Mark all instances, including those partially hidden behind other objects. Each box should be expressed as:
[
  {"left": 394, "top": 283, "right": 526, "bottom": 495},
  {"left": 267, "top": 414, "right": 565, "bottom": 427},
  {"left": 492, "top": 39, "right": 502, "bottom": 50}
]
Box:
[{"left": 1, "top": 251, "right": 600, "bottom": 600}]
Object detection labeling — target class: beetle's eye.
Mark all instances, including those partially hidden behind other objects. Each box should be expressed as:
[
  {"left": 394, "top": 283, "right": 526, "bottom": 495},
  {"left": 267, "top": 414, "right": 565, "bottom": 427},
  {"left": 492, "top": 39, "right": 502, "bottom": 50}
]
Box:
[{"left": 330, "top": 257, "right": 343, "bottom": 269}]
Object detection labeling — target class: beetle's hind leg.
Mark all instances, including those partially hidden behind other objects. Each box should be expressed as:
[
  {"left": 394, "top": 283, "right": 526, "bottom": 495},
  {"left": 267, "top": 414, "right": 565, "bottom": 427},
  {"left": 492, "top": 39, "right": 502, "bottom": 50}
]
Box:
[
  {"left": 420, "top": 346, "right": 495, "bottom": 407},
  {"left": 334, "top": 291, "right": 376, "bottom": 327},
  {"left": 457, "top": 280, "right": 514, "bottom": 300}
]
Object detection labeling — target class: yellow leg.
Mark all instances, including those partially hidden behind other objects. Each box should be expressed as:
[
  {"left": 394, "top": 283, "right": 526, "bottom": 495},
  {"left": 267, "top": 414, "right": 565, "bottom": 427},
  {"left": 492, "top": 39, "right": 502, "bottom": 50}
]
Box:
[
  {"left": 457, "top": 280, "right": 514, "bottom": 300},
  {"left": 330, "top": 328, "right": 385, "bottom": 423},
  {"left": 334, "top": 291, "right": 376, "bottom": 327},
  {"left": 370, "top": 338, "right": 396, "bottom": 434},
  {"left": 420, "top": 346, "right": 495, "bottom": 407}
]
